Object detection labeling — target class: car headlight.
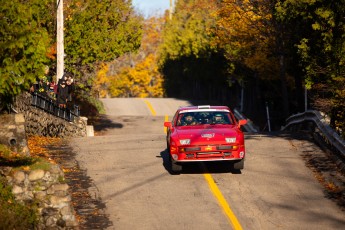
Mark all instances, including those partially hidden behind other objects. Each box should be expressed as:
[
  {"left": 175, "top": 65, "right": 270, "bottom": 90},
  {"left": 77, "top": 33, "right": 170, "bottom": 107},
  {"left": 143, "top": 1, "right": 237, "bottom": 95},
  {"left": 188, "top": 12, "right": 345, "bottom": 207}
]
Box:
[
  {"left": 225, "top": 137, "right": 236, "bottom": 143},
  {"left": 179, "top": 139, "right": 190, "bottom": 145}
]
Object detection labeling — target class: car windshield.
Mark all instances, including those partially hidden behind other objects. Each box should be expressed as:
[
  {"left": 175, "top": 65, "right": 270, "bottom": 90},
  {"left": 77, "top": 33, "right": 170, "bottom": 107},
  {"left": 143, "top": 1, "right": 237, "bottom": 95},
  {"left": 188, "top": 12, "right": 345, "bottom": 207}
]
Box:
[{"left": 176, "top": 111, "right": 232, "bottom": 126}]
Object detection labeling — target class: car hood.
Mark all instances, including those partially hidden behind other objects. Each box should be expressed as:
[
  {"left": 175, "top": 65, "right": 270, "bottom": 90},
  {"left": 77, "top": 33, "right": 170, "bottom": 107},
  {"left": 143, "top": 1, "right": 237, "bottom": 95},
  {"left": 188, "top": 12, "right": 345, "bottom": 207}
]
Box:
[{"left": 175, "top": 125, "right": 240, "bottom": 145}]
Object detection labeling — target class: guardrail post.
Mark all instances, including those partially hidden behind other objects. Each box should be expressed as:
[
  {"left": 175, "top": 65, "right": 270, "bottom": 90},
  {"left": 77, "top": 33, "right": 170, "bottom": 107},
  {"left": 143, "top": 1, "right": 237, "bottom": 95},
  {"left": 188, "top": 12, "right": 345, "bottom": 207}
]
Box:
[
  {"left": 49, "top": 100, "right": 53, "bottom": 114},
  {"left": 74, "top": 105, "right": 79, "bottom": 116},
  {"left": 42, "top": 98, "right": 46, "bottom": 110},
  {"left": 266, "top": 102, "right": 271, "bottom": 132},
  {"left": 32, "top": 93, "right": 36, "bottom": 106},
  {"left": 304, "top": 87, "right": 308, "bottom": 112}
]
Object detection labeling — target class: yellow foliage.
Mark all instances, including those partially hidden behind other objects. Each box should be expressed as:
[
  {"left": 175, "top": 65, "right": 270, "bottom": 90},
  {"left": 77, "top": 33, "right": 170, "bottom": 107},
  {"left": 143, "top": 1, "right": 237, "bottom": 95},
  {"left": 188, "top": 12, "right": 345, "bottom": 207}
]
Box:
[
  {"left": 109, "top": 54, "right": 164, "bottom": 97},
  {"left": 94, "top": 63, "right": 110, "bottom": 98},
  {"left": 108, "top": 16, "right": 165, "bottom": 98}
]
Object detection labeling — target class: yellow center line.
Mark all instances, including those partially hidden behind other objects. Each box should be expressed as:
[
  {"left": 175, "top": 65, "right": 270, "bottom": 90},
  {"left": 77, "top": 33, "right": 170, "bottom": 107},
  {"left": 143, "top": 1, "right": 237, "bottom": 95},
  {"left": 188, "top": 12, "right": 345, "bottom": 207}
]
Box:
[
  {"left": 164, "top": 115, "right": 169, "bottom": 133},
  {"left": 142, "top": 99, "right": 156, "bottom": 116},
  {"left": 203, "top": 173, "right": 243, "bottom": 230}
]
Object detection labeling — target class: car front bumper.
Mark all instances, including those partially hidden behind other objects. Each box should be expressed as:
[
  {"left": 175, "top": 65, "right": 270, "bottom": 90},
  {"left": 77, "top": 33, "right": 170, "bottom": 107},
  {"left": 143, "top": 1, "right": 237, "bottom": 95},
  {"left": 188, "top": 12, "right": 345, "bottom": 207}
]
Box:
[{"left": 169, "top": 145, "right": 245, "bottom": 162}]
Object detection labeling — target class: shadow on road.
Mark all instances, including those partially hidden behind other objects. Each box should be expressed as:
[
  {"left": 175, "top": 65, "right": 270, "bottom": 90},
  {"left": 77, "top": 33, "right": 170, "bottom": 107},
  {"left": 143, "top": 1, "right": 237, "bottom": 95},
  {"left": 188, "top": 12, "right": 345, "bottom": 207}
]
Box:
[{"left": 88, "top": 114, "right": 123, "bottom": 135}]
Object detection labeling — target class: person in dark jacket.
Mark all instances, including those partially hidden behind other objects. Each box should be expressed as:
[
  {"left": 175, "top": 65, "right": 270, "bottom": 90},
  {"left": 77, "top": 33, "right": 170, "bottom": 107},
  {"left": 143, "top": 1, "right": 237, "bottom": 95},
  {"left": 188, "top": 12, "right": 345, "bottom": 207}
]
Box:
[
  {"left": 57, "top": 81, "right": 69, "bottom": 108},
  {"left": 66, "top": 76, "right": 75, "bottom": 104}
]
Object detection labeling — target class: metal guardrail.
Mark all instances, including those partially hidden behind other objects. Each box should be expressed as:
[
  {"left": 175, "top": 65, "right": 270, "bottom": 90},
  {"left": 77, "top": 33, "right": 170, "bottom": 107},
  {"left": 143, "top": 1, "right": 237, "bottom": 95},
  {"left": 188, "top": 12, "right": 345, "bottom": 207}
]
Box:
[
  {"left": 282, "top": 110, "right": 345, "bottom": 158},
  {"left": 31, "top": 92, "right": 80, "bottom": 122},
  {"left": 233, "top": 108, "right": 258, "bottom": 133}
]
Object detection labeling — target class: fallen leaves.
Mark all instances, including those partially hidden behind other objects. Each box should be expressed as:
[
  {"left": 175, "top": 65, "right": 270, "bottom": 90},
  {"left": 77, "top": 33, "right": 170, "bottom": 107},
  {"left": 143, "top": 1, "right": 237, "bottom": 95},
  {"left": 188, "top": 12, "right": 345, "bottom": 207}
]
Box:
[
  {"left": 28, "top": 136, "right": 61, "bottom": 157},
  {"left": 27, "top": 136, "right": 61, "bottom": 165},
  {"left": 22, "top": 166, "right": 31, "bottom": 171}
]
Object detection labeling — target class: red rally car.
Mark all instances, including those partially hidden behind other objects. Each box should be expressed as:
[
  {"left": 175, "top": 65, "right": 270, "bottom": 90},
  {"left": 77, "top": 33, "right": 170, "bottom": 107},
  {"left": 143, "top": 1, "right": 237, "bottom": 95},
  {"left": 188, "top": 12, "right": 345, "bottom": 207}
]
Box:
[{"left": 164, "top": 105, "right": 247, "bottom": 173}]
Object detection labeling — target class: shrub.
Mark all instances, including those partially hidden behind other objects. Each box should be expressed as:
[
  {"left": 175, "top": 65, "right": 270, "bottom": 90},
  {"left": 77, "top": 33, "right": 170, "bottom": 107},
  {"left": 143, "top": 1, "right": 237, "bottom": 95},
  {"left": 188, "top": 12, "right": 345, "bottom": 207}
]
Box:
[{"left": 0, "top": 177, "right": 39, "bottom": 229}]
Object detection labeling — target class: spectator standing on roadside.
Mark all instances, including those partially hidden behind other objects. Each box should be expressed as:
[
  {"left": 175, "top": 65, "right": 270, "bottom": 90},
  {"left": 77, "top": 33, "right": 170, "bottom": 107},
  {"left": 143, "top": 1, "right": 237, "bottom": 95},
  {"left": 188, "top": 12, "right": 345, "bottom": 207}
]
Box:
[
  {"left": 57, "top": 80, "right": 69, "bottom": 108},
  {"left": 39, "top": 76, "right": 49, "bottom": 94},
  {"left": 66, "top": 76, "right": 75, "bottom": 107},
  {"left": 31, "top": 66, "right": 50, "bottom": 94},
  {"left": 52, "top": 75, "right": 58, "bottom": 95},
  {"left": 47, "top": 81, "right": 56, "bottom": 100}
]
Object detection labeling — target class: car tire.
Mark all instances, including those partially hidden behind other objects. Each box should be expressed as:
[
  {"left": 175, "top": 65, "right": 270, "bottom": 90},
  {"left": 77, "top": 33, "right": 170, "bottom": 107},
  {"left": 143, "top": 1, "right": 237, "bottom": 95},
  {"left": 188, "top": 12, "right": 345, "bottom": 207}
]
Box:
[
  {"left": 233, "top": 158, "right": 244, "bottom": 170},
  {"left": 170, "top": 156, "right": 182, "bottom": 173},
  {"left": 166, "top": 141, "right": 170, "bottom": 151}
]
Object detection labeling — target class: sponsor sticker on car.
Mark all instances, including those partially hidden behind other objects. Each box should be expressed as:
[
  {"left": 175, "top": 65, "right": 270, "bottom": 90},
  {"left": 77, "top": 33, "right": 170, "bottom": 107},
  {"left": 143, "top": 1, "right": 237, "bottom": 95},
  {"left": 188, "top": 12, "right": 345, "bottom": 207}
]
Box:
[{"left": 201, "top": 133, "right": 215, "bottom": 138}]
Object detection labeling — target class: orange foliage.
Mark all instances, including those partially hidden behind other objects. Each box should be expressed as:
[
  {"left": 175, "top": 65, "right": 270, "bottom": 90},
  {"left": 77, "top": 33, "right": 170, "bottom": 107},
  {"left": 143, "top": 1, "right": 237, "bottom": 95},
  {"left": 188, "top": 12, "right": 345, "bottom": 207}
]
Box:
[
  {"left": 46, "top": 43, "right": 57, "bottom": 60},
  {"left": 214, "top": 0, "right": 278, "bottom": 77}
]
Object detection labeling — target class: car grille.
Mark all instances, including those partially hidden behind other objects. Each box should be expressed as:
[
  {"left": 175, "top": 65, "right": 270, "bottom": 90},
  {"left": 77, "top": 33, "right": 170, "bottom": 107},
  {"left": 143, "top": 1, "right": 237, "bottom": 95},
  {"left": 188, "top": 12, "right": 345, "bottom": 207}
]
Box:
[
  {"left": 217, "top": 145, "right": 233, "bottom": 150},
  {"left": 179, "top": 145, "right": 235, "bottom": 159},
  {"left": 197, "top": 151, "right": 220, "bottom": 155},
  {"left": 184, "top": 147, "right": 201, "bottom": 152}
]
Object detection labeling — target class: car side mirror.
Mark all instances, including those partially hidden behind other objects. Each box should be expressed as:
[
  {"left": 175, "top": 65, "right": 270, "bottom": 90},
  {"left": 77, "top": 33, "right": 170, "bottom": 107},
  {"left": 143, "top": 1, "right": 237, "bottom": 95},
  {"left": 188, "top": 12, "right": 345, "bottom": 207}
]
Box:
[
  {"left": 238, "top": 119, "right": 247, "bottom": 128},
  {"left": 164, "top": 121, "right": 172, "bottom": 129}
]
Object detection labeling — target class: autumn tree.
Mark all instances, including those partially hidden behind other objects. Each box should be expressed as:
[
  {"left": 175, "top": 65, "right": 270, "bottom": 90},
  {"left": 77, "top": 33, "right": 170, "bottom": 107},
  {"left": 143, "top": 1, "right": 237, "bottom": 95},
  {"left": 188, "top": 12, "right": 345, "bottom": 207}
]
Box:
[
  {"left": 212, "top": 0, "right": 299, "bottom": 122},
  {"left": 159, "top": 0, "right": 235, "bottom": 102},
  {"left": 214, "top": 0, "right": 275, "bottom": 73},
  {"left": 109, "top": 54, "right": 163, "bottom": 97},
  {"left": 108, "top": 16, "right": 165, "bottom": 98},
  {"left": 159, "top": 0, "right": 219, "bottom": 60}
]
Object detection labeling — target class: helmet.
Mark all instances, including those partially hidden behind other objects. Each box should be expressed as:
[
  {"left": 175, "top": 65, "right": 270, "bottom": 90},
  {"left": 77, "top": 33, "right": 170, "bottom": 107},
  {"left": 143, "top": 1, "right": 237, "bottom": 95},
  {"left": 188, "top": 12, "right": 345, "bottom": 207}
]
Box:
[
  {"left": 213, "top": 113, "right": 224, "bottom": 123},
  {"left": 185, "top": 113, "right": 194, "bottom": 120},
  {"left": 214, "top": 113, "right": 224, "bottom": 119}
]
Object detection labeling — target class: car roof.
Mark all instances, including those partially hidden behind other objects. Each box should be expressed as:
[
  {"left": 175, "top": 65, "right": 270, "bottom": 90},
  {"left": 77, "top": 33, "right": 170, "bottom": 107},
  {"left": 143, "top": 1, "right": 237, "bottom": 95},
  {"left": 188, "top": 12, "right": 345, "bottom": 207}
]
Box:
[{"left": 177, "top": 105, "right": 231, "bottom": 113}]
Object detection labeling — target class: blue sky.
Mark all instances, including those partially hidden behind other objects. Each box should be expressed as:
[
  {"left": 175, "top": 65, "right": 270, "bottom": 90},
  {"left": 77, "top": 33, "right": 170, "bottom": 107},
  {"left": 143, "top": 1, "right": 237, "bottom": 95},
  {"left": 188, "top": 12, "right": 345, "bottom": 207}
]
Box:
[{"left": 132, "top": 0, "right": 171, "bottom": 18}]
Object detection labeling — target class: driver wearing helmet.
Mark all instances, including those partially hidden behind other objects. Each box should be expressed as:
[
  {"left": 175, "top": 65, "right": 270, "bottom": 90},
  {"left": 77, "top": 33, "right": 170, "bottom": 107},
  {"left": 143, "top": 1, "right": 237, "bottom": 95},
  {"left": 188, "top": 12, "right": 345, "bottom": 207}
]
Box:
[
  {"left": 213, "top": 113, "right": 226, "bottom": 124},
  {"left": 182, "top": 113, "right": 197, "bottom": 126}
]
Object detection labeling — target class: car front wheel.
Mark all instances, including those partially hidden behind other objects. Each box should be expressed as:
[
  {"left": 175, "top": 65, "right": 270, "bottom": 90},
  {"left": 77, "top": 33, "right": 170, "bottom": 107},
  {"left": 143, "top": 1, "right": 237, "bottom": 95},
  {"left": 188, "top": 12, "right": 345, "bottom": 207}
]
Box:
[
  {"left": 170, "top": 156, "right": 182, "bottom": 173},
  {"left": 233, "top": 158, "right": 244, "bottom": 170}
]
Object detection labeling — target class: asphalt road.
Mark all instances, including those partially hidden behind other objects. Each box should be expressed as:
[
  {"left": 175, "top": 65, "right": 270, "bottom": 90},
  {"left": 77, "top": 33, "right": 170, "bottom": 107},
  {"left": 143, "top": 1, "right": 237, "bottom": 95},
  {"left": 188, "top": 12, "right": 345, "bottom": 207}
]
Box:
[{"left": 71, "top": 98, "right": 345, "bottom": 230}]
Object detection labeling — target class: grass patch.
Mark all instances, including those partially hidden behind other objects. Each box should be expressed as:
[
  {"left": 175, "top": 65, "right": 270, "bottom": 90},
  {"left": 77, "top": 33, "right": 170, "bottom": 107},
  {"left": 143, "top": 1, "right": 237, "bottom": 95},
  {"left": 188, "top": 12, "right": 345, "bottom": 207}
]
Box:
[
  {"left": 0, "top": 144, "right": 51, "bottom": 171},
  {"left": 0, "top": 144, "right": 34, "bottom": 167}
]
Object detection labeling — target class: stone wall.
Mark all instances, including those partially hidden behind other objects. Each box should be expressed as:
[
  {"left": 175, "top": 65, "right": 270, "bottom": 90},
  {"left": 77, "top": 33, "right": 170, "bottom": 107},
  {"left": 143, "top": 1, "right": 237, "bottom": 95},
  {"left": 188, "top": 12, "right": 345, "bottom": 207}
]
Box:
[
  {"left": 15, "top": 92, "right": 87, "bottom": 138},
  {"left": 0, "top": 165, "right": 78, "bottom": 229},
  {"left": 0, "top": 114, "right": 30, "bottom": 156},
  {"left": 0, "top": 92, "right": 88, "bottom": 229}
]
